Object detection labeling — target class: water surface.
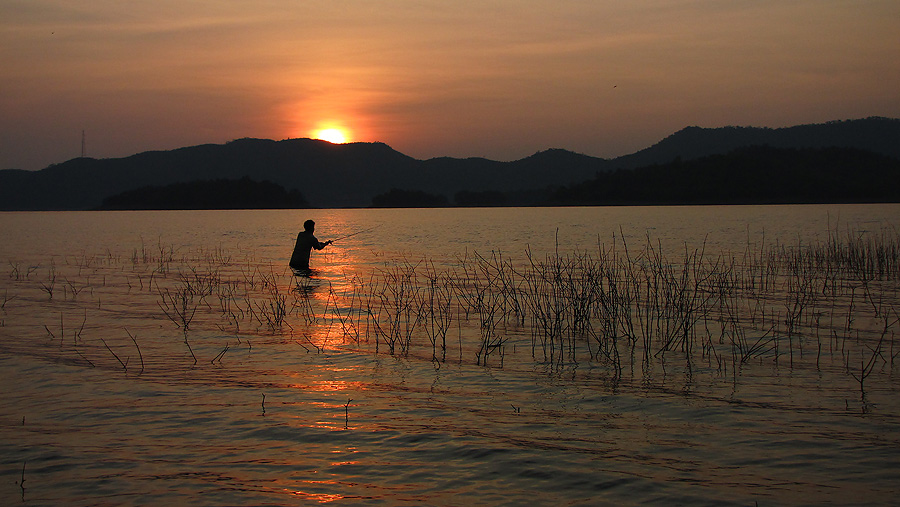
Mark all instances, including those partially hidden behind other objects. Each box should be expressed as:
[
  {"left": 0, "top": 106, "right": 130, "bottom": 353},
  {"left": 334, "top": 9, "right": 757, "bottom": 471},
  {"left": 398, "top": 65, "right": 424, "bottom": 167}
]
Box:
[{"left": 1, "top": 205, "right": 899, "bottom": 505}]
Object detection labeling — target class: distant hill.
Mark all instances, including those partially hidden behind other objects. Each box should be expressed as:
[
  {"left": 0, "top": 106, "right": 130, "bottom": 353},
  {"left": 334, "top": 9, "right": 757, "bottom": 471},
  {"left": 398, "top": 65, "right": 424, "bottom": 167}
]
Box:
[
  {"left": 371, "top": 188, "right": 450, "bottom": 208},
  {"left": 614, "top": 117, "right": 900, "bottom": 170},
  {"left": 418, "top": 149, "right": 611, "bottom": 194},
  {"left": 0, "top": 139, "right": 418, "bottom": 210},
  {"left": 1, "top": 117, "right": 897, "bottom": 210},
  {"left": 95, "top": 177, "right": 309, "bottom": 210},
  {"left": 553, "top": 146, "right": 900, "bottom": 205},
  {"left": 0, "top": 139, "right": 607, "bottom": 210}
]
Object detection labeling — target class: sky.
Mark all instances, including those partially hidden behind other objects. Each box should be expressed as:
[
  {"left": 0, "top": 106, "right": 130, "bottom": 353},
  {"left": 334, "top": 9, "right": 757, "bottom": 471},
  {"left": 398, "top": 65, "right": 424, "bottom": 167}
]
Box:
[{"left": 2, "top": 0, "right": 898, "bottom": 170}]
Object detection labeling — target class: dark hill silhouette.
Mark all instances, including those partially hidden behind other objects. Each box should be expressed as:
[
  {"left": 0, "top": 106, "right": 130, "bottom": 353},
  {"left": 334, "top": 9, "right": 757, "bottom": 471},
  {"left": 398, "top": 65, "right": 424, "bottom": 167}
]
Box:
[
  {"left": 0, "top": 139, "right": 419, "bottom": 210},
  {"left": 615, "top": 116, "right": 900, "bottom": 169},
  {"left": 95, "top": 177, "right": 309, "bottom": 210},
  {"left": 554, "top": 146, "right": 900, "bottom": 205},
  {"left": 0, "top": 139, "right": 607, "bottom": 210},
  {"left": 371, "top": 188, "right": 450, "bottom": 208},
  {"left": 417, "top": 149, "right": 608, "bottom": 193},
  {"left": 454, "top": 190, "right": 508, "bottom": 207},
  {"left": 1, "top": 117, "right": 897, "bottom": 210}
]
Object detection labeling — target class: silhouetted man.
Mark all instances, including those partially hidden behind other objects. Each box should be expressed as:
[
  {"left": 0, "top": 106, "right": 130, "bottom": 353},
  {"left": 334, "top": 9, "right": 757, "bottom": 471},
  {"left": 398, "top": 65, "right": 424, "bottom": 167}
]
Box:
[{"left": 290, "top": 219, "right": 332, "bottom": 272}]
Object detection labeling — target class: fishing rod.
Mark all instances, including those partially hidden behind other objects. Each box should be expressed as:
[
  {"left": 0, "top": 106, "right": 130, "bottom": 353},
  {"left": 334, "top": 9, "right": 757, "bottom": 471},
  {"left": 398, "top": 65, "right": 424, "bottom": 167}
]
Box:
[{"left": 329, "top": 224, "right": 382, "bottom": 243}]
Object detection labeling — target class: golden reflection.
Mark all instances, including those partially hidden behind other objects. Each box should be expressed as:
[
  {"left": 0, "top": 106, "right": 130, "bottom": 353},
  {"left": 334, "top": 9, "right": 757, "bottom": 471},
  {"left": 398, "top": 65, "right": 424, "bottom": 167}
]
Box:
[
  {"left": 287, "top": 242, "right": 373, "bottom": 353},
  {"left": 311, "top": 379, "right": 360, "bottom": 392},
  {"left": 282, "top": 376, "right": 366, "bottom": 393},
  {"left": 286, "top": 488, "right": 346, "bottom": 503},
  {"left": 329, "top": 448, "right": 360, "bottom": 466},
  {"left": 282, "top": 364, "right": 365, "bottom": 430}
]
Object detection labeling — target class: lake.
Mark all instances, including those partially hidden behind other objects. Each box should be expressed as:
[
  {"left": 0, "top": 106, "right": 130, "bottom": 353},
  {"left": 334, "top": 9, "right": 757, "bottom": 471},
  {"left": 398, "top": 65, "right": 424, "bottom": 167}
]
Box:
[{"left": 1, "top": 204, "right": 899, "bottom": 505}]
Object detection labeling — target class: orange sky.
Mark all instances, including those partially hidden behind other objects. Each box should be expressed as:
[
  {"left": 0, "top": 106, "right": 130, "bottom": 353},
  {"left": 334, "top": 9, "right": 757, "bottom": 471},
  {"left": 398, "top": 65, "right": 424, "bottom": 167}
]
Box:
[{"left": 2, "top": 0, "right": 898, "bottom": 170}]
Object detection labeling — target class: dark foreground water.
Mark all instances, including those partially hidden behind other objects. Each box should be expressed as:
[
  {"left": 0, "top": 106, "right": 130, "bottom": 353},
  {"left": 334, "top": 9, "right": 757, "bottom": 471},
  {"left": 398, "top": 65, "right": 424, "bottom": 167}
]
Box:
[{"left": 1, "top": 205, "right": 899, "bottom": 505}]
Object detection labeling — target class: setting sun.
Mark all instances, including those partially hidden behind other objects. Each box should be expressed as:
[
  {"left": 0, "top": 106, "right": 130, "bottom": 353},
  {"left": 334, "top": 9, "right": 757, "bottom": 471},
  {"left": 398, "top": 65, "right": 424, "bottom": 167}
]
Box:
[{"left": 313, "top": 128, "right": 349, "bottom": 144}]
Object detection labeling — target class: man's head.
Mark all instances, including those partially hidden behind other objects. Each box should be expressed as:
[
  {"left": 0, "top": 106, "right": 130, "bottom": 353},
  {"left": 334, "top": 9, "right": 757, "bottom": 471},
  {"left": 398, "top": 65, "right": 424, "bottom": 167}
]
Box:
[{"left": 304, "top": 219, "right": 315, "bottom": 232}]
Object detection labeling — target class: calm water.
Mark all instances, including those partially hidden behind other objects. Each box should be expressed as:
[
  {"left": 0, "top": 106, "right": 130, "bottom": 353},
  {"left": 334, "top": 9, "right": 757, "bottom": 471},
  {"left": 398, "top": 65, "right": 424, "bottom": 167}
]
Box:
[{"left": 1, "top": 205, "right": 899, "bottom": 506}]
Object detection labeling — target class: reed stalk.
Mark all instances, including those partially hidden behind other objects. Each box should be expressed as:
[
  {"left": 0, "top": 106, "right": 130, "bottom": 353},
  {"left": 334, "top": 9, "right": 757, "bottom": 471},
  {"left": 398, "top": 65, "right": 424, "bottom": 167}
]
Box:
[
  {"left": 100, "top": 337, "right": 128, "bottom": 371},
  {"left": 125, "top": 328, "right": 144, "bottom": 373}
]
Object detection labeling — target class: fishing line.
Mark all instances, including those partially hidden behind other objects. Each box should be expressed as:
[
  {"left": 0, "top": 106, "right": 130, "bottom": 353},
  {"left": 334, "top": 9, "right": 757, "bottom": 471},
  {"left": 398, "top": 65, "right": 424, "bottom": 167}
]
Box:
[{"left": 330, "top": 224, "right": 382, "bottom": 243}]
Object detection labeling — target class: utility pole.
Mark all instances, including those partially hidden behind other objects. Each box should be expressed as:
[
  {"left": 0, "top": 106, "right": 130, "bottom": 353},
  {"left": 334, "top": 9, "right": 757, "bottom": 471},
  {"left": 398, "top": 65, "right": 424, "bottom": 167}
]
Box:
[{"left": 81, "top": 130, "right": 86, "bottom": 158}]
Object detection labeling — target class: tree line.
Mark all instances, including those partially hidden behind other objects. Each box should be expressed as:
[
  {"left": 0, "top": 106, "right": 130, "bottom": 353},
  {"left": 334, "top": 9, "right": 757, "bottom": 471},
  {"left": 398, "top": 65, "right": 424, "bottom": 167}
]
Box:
[
  {"left": 95, "top": 176, "right": 309, "bottom": 210},
  {"left": 371, "top": 145, "right": 900, "bottom": 207}
]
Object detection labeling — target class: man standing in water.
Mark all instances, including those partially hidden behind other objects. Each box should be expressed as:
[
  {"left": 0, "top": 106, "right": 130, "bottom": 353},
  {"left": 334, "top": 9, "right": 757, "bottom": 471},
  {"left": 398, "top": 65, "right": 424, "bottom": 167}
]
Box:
[{"left": 290, "top": 219, "right": 332, "bottom": 273}]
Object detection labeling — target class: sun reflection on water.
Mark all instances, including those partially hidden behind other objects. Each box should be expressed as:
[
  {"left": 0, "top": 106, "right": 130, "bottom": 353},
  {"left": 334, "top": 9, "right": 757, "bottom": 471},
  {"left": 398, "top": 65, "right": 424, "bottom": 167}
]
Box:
[{"left": 286, "top": 487, "right": 347, "bottom": 503}]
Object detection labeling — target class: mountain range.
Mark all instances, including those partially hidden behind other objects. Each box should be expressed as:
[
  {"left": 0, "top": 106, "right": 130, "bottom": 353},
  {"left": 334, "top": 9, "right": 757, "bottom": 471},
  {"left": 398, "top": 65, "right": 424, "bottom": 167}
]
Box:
[{"left": 1, "top": 117, "right": 898, "bottom": 210}]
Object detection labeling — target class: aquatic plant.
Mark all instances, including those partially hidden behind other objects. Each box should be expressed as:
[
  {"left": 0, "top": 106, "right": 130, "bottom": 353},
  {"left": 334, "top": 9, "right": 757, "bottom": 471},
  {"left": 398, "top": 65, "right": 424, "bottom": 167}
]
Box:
[
  {"left": 255, "top": 270, "right": 289, "bottom": 332},
  {"left": 157, "top": 285, "right": 202, "bottom": 331},
  {"left": 1, "top": 289, "right": 15, "bottom": 309},
  {"left": 38, "top": 263, "right": 57, "bottom": 299},
  {"left": 125, "top": 328, "right": 144, "bottom": 373},
  {"left": 283, "top": 225, "right": 897, "bottom": 401},
  {"left": 3, "top": 223, "right": 897, "bottom": 403}
]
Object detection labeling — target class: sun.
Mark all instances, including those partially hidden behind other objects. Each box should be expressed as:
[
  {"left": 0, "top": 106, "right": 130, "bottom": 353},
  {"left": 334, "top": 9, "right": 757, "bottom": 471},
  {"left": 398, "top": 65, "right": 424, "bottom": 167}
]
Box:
[{"left": 313, "top": 128, "right": 348, "bottom": 144}]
